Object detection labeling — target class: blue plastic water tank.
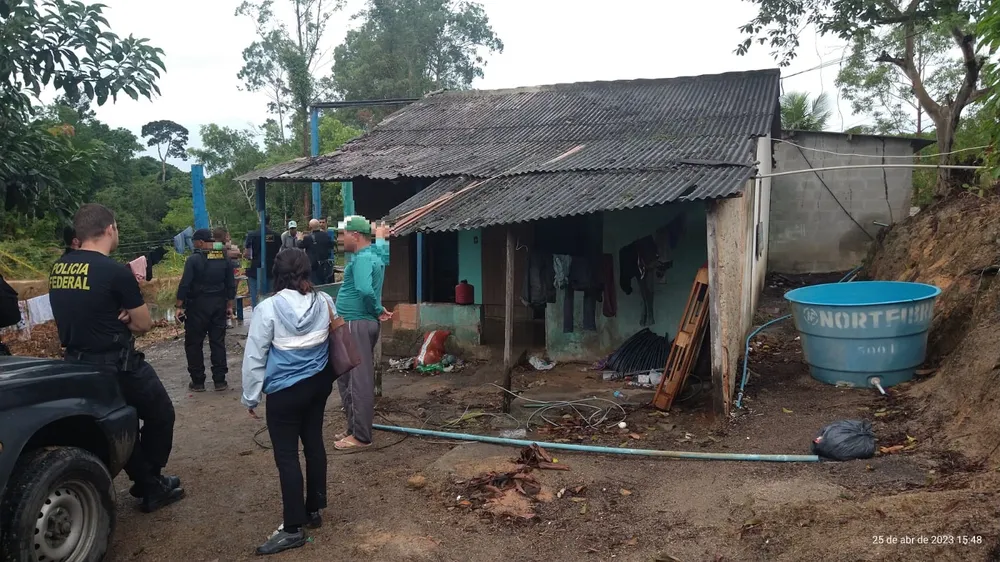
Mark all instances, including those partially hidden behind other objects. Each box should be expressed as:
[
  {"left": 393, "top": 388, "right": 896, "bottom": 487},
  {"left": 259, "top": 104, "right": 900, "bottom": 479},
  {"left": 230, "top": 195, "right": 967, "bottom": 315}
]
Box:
[{"left": 784, "top": 281, "right": 941, "bottom": 388}]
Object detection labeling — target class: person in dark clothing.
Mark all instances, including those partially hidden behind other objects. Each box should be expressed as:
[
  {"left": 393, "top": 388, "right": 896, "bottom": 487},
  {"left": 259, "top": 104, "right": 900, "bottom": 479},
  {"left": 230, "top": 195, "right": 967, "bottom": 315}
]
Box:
[
  {"left": 0, "top": 273, "right": 20, "bottom": 355},
  {"left": 244, "top": 215, "right": 281, "bottom": 308},
  {"left": 176, "top": 229, "right": 236, "bottom": 392},
  {"left": 63, "top": 225, "right": 80, "bottom": 255},
  {"left": 242, "top": 250, "right": 338, "bottom": 555},
  {"left": 297, "top": 219, "right": 334, "bottom": 285},
  {"left": 49, "top": 203, "right": 184, "bottom": 513}
]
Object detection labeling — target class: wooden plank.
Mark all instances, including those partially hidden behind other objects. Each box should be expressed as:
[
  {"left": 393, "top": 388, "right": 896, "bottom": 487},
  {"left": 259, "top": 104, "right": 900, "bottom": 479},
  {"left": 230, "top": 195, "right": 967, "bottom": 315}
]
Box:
[
  {"left": 502, "top": 227, "right": 515, "bottom": 413},
  {"left": 651, "top": 266, "right": 710, "bottom": 411}
]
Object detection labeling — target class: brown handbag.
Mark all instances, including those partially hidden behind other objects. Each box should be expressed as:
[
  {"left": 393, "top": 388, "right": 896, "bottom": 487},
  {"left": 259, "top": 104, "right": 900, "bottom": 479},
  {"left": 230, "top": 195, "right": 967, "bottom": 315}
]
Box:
[{"left": 325, "top": 299, "right": 361, "bottom": 378}]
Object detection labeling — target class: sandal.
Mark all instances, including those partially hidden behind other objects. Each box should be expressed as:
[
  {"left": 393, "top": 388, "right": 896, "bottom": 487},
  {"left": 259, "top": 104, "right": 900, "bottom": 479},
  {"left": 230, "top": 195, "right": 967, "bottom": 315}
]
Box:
[
  {"left": 333, "top": 432, "right": 349, "bottom": 441},
  {"left": 334, "top": 437, "right": 371, "bottom": 451}
]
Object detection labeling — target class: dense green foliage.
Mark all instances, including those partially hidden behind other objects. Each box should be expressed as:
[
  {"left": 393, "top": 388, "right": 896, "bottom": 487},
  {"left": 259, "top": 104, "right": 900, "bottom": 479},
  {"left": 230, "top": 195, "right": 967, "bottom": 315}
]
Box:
[
  {"left": 0, "top": 0, "right": 502, "bottom": 278},
  {"left": 0, "top": 0, "right": 166, "bottom": 219},
  {"left": 738, "top": 0, "right": 993, "bottom": 196},
  {"left": 779, "top": 91, "right": 831, "bottom": 131}
]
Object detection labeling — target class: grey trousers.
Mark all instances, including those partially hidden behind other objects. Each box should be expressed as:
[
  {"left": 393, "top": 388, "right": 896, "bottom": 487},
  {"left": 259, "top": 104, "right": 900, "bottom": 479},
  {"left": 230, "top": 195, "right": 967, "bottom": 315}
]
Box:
[{"left": 338, "top": 319, "right": 380, "bottom": 443}]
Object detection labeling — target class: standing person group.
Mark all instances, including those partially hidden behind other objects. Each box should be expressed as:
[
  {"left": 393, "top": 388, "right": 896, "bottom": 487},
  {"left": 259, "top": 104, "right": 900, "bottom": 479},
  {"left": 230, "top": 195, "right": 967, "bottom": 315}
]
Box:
[
  {"left": 239, "top": 213, "right": 390, "bottom": 554},
  {"left": 298, "top": 218, "right": 335, "bottom": 286},
  {"left": 36, "top": 202, "right": 393, "bottom": 556},
  {"left": 244, "top": 215, "right": 281, "bottom": 308},
  {"left": 49, "top": 203, "right": 184, "bottom": 513},
  {"left": 176, "top": 228, "right": 236, "bottom": 392}
]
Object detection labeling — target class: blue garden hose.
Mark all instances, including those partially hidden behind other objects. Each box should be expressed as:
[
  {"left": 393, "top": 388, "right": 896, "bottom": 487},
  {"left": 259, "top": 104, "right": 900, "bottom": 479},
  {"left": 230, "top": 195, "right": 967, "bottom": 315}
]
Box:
[
  {"left": 373, "top": 424, "right": 820, "bottom": 462},
  {"left": 734, "top": 266, "right": 863, "bottom": 409}
]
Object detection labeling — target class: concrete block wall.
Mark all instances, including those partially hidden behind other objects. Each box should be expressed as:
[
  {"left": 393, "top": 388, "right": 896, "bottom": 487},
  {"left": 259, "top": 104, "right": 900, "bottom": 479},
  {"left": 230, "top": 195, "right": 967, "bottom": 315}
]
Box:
[{"left": 768, "top": 131, "right": 921, "bottom": 273}]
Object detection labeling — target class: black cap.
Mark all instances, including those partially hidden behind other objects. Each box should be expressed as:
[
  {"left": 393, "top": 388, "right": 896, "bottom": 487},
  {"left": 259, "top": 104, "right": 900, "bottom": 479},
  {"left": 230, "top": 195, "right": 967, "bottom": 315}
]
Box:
[{"left": 192, "top": 228, "right": 213, "bottom": 242}]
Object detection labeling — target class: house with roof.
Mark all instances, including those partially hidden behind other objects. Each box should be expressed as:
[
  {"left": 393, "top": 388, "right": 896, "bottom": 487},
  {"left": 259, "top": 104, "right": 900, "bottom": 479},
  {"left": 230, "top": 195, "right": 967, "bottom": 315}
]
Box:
[{"left": 239, "top": 68, "right": 782, "bottom": 415}]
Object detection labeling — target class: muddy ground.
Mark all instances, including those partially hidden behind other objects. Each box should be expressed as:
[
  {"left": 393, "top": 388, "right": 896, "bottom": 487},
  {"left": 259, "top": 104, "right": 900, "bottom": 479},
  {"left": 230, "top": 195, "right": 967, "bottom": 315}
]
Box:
[{"left": 94, "top": 275, "right": 1000, "bottom": 562}]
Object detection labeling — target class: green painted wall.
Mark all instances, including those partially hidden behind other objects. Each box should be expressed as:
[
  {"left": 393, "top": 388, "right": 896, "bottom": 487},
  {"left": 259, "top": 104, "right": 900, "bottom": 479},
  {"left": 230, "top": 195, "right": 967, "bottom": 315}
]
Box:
[
  {"left": 418, "top": 303, "right": 482, "bottom": 345},
  {"left": 544, "top": 202, "right": 708, "bottom": 361},
  {"left": 457, "top": 229, "right": 483, "bottom": 305}
]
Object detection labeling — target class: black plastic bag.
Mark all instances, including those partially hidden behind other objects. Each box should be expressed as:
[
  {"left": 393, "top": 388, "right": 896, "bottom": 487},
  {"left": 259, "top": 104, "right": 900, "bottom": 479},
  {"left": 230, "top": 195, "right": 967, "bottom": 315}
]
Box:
[{"left": 811, "top": 420, "right": 876, "bottom": 461}]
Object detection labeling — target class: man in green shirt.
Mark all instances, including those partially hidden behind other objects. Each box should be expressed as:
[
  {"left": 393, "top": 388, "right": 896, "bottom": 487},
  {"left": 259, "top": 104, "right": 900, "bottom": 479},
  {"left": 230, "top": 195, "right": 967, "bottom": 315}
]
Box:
[{"left": 333, "top": 215, "right": 391, "bottom": 450}]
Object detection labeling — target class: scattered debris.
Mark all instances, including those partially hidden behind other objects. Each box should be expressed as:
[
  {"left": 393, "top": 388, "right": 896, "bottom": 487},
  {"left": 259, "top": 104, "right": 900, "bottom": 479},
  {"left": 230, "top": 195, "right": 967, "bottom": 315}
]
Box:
[
  {"left": 498, "top": 428, "right": 527, "bottom": 439},
  {"left": 517, "top": 444, "right": 570, "bottom": 471},
  {"left": 619, "top": 488, "right": 632, "bottom": 496},
  {"left": 528, "top": 355, "right": 556, "bottom": 370},
  {"left": 407, "top": 475, "right": 427, "bottom": 490}
]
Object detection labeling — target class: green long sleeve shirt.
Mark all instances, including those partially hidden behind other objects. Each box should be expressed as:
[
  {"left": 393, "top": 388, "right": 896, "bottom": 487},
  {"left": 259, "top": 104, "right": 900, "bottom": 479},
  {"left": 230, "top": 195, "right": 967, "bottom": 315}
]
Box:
[{"left": 335, "top": 238, "right": 389, "bottom": 321}]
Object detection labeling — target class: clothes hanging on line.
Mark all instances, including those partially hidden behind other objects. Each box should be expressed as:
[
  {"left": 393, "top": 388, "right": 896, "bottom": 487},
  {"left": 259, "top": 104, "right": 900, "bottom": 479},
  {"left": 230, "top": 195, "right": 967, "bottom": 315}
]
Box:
[
  {"left": 129, "top": 256, "right": 148, "bottom": 282},
  {"left": 25, "top": 294, "right": 54, "bottom": 326},
  {"left": 521, "top": 250, "right": 556, "bottom": 309},
  {"left": 173, "top": 226, "right": 194, "bottom": 254}
]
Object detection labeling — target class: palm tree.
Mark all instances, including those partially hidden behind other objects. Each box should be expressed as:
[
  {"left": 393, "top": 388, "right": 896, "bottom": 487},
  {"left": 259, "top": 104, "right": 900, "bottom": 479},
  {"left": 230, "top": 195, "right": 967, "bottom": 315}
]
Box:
[{"left": 780, "top": 92, "right": 832, "bottom": 131}]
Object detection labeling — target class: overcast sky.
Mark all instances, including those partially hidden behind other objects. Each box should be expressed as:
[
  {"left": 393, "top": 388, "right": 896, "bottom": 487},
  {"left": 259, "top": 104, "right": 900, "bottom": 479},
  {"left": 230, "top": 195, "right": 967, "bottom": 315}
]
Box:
[{"left": 87, "top": 0, "right": 859, "bottom": 169}]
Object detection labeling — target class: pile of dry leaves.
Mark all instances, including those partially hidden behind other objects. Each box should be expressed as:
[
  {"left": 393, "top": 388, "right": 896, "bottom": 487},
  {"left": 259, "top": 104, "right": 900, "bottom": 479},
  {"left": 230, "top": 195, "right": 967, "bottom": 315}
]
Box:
[{"left": 459, "top": 445, "right": 572, "bottom": 520}]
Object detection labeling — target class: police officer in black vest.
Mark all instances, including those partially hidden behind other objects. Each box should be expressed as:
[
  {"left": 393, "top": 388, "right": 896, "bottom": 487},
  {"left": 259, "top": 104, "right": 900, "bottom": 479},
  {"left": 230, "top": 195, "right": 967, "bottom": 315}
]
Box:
[
  {"left": 49, "top": 204, "right": 184, "bottom": 513},
  {"left": 176, "top": 228, "right": 236, "bottom": 392}
]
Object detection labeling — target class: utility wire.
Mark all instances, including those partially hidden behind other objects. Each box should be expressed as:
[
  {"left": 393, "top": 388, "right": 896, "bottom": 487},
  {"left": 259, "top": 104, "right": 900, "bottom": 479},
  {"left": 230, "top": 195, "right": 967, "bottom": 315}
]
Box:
[{"left": 774, "top": 138, "right": 990, "bottom": 160}]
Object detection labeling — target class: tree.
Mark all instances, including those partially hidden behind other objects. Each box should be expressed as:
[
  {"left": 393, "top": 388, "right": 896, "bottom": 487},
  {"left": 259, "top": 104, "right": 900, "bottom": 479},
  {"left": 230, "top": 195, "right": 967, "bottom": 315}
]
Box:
[
  {"left": 331, "top": 0, "right": 504, "bottom": 117},
  {"left": 0, "top": 0, "right": 165, "bottom": 218},
  {"left": 189, "top": 124, "right": 267, "bottom": 211},
  {"left": 236, "top": 0, "right": 343, "bottom": 217},
  {"left": 980, "top": 2, "right": 1000, "bottom": 179},
  {"left": 737, "top": 0, "right": 994, "bottom": 197},
  {"left": 780, "top": 91, "right": 832, "bottom": 131},
  {"left": 837, "top": 25, "right": 965, "bottom": 135},
  {"left": 141, "top": 120, "right": 189, "bottom": 183}
]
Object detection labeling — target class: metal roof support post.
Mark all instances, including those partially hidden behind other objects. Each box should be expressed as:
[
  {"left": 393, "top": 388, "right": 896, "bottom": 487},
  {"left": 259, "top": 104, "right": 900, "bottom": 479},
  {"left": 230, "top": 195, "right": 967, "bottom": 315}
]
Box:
[
  {"left": 416, "top": 232, "right": 424, "bottom": 303},
  {"left": 342, "top": 181, "right": 354, "bottom": 216},
  {"left": 191, "top": 164, "right": 209, "bottom": 230},
  {"left": 256, "top": 178, "right": 269, "bottom": 294},
  {"left": 310, "top": 107, "right": 322, "bottom": 219},
  {"left": 501, "top": 227, "right": 515, "bottom": 413}
]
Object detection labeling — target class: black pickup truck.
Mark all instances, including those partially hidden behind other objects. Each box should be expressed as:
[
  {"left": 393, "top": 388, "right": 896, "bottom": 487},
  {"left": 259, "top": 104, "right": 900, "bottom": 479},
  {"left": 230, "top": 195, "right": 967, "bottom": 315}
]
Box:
[{"left": 0, "top": 356, "right": 136, "bottom": 562}]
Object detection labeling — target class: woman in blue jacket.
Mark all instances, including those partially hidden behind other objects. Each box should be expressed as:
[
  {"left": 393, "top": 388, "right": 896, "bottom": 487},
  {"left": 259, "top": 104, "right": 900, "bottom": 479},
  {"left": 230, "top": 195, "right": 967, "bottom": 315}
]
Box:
[{"left": 241, "top": 250, "right": 337, "bottom": 555}]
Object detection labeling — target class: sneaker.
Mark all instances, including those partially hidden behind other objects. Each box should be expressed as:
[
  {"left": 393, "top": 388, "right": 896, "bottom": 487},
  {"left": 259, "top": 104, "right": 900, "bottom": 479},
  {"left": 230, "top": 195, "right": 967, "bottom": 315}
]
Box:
[
  {"left": 139, "top": 480, "right": 185, "bottom": 513},
  {"left": 130, "top": 475, "right": 181, "bottom": 499},
  {"left": 256, "top": 526, "right": 307, "bottom": 555},
  {"left": 189, "top": 382, "right": 206, "bottom": 392},
  {"left": 214, "top": 381, "right": 229, "bottom": 391},
  {"left": 305, "top": 511, "right": 322, "bottom": 529}
]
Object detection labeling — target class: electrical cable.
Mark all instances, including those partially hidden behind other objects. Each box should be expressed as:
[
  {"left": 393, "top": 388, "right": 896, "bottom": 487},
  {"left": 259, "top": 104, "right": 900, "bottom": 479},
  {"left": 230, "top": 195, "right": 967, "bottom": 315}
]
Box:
[
  {"left": 792, "top": 144, "right": 875, "bottom": 241},
  {"left": 774, "top": 138, "right": 989, "bottom": 160}
]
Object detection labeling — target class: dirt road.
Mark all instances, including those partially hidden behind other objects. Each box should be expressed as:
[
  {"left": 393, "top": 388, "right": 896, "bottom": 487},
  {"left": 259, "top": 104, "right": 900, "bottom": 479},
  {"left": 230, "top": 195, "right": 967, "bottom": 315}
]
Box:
[{"left": 101, "top": 316, "right": 999, "bottom": 562}]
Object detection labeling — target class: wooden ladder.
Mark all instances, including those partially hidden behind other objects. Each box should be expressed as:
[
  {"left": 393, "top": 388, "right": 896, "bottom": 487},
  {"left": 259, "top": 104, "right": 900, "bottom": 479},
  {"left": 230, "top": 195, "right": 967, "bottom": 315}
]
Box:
[{"left": 652, "top": 266, "right": 710, "bottom": 411}]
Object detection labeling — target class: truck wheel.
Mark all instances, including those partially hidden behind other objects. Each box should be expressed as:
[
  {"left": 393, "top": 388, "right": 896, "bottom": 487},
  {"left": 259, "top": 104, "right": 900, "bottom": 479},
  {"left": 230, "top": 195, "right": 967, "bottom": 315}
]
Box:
[{"left": 0, "top": 447, "right": 114, "bottom": 562}]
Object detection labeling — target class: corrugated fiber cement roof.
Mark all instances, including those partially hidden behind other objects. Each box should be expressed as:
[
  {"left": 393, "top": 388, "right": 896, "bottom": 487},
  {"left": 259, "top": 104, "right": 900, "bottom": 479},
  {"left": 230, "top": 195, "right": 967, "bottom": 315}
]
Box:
[{"left": 240, "top": 68, "right": 780, "bottom": 232}]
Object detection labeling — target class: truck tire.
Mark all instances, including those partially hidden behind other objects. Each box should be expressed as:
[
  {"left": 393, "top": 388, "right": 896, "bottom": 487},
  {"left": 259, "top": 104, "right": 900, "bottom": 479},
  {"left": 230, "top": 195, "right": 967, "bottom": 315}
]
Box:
[{"left": 0, "top": 447, "right": 115, "bottom": 562}]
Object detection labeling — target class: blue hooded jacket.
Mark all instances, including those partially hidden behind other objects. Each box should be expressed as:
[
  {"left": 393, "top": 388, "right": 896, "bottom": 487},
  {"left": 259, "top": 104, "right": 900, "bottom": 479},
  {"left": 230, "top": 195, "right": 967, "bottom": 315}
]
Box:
[{"left": 241, "top": 289, "right": 336, "bottom": 409}]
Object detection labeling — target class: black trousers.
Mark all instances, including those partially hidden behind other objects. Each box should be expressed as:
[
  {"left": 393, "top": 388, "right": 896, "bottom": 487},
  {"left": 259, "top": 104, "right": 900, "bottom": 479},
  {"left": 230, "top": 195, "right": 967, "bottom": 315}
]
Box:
[
  {"left": 265, "top": 370, "right": 335, "bottom": 528},
  {"left": 65, "top": 353, "right": 175, "bottom": 491},
  {"left": 184, "top": 296, "right": 228, "bottom": 384}
]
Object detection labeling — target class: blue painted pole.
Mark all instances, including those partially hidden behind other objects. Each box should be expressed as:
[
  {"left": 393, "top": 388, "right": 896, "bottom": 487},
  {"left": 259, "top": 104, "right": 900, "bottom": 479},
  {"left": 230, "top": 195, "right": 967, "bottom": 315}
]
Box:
[
  {"left": 310, "top": 106, "right": 321, "bottom": 219},
  {"left": 191, "top": 164, "right": 209, "bottom": 229},
  {"left": 255, "top": 178, "right": 268, "bottom": 294},
  {"left": 416, "top": 232, "right": 424, "bottom": 302},
  {"left": 342, "top": 181, "right": 354, "bottom": 216}
]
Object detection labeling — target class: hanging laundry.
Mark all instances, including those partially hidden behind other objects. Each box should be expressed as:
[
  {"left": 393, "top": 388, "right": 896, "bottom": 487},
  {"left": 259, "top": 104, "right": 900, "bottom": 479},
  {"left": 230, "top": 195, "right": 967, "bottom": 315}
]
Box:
[
  {"left": 520, "top": 250, "right": 555, "bottom": 309},
  {"left": 173, "top": 226, "right": 194, "bottom": 254},
  {"left": 601, "top": 253, "right": 617, "bottom": 317},
  {"left": 144, "top": 247, "right": 168, "bottom": 281},
  {"left": 25, "top": 294, "right": 54, "bottom": 326},
  {"left": 552, "top": 254, "right": 572, "bottom": 289},
  {"left": 128, "top": 256, "right": 148, "bottom": 282},
  {"left": 563, "top": 255, "right": 603, "bottom": 332}
]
